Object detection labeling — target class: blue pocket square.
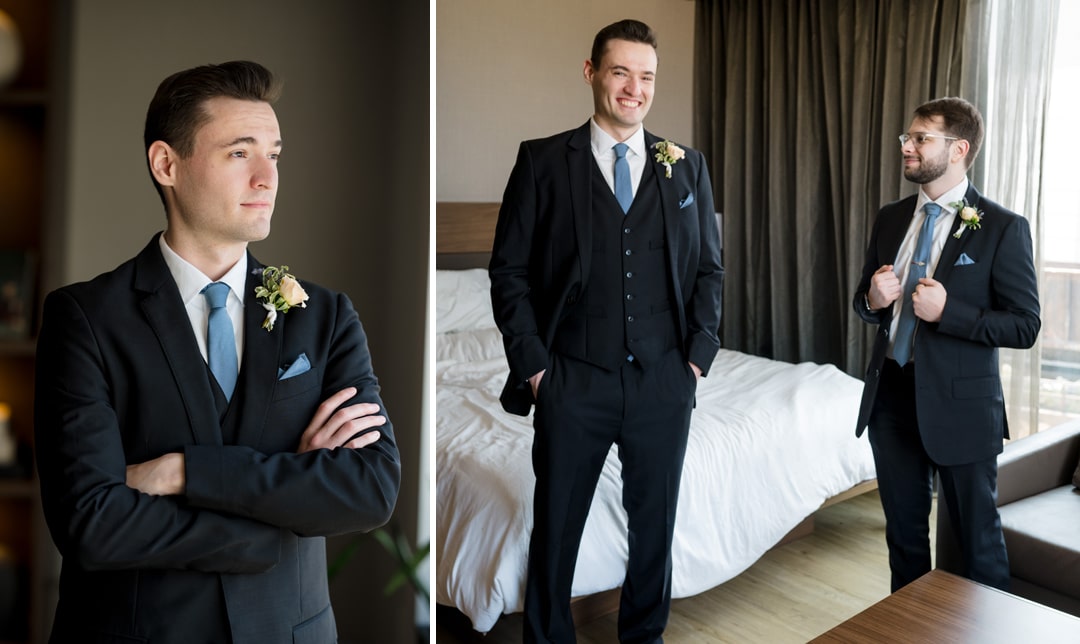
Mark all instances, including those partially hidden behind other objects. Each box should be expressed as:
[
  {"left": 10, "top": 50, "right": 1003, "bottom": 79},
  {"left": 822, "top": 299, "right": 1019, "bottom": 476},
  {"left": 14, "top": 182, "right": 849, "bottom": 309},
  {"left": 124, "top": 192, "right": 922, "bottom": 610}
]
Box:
[
  {"left": 278, "top": 353, "right": 311, "bottom": 380},
  {"left": 954, "top": 253, "right": 976, "bottom": 266},
  {"left": 679, "top": 193, "right": 695, "bottom": 209}
]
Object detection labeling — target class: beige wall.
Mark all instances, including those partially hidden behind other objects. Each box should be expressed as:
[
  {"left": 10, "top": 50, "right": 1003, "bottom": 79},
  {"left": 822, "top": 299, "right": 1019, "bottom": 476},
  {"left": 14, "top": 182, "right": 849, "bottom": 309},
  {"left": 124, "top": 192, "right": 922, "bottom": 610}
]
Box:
[
  {"left": 57, "top": 1, "right": 428, "bottom": 642},
  {"left": 437, "top": 0, "right": 697, "bottom": 201}
]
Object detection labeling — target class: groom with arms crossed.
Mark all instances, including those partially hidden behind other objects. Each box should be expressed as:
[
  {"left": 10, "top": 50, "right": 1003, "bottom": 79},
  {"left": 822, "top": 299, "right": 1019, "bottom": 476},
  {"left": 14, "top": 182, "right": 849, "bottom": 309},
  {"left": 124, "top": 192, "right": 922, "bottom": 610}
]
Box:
[
  {"left": 854, "top": 97, "right": 1039, "bottom": 593},
  {"left": 34, "top": 61, "right": 400, "bottom": 643},
  {"left": 490, "top": 19, "right": 723, "bottom": 644}
]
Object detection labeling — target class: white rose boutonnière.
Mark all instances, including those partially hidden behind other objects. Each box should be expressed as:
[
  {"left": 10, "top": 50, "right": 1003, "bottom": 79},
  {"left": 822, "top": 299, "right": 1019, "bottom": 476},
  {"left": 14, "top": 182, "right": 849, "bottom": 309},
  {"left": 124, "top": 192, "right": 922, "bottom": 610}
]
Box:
[
  {"left": 653, "top": 140, "right": 686, "bottom": 179},
  {"left": 254, "top": 265, "right": 309, "bottom": 331},
  {"left": 948, "top": 199, "right": 984, "bottom": 239}
]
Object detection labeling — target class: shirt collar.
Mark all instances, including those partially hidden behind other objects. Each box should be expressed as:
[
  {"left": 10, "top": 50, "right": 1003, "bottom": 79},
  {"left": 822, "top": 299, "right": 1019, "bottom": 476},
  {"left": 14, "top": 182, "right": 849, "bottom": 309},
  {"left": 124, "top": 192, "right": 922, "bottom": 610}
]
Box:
[
  {"left": 590, "top": 118, "right": 646, "bottom": 160},
  {"left": 158, "top": 234, "right": 249, "bottom": 306},
  {"left": 917, "top": 177, "right": 970, "bottom": 216}
]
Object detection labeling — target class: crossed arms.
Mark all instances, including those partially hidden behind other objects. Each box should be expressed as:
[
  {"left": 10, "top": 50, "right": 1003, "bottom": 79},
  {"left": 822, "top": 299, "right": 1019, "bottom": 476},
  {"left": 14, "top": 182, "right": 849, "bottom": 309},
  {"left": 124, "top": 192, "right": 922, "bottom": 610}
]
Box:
[
  {"left": 34, "top": 288, "right": 401, "bottom": 574},
  {"left": 125, "top": 386, "right": 385, "bottom": 495}
]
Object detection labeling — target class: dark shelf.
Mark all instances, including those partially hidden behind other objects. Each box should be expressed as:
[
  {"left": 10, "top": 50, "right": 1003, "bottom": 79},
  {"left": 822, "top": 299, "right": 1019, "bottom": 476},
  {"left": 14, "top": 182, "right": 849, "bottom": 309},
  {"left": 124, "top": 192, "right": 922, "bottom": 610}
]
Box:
[
  {"left": 0, "top": 2, "right": 59, "bottom": 642},
  {"left": 0, "top": 478, "right": 34, "bottom": 499},
  {"left": 0, "top": 340, "right": 35, "bottom": 357},
  {"left": 0, "top": 89, "right": 47, "bottom": 107}
]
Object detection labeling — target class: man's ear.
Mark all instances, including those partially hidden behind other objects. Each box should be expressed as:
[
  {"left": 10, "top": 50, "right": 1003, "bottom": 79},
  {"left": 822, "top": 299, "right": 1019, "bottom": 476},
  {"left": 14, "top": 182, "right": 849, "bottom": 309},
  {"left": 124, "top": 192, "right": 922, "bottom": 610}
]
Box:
[
  {"left": 952, "top": 139, "right": 971, "bottom": 165},
  {"left": 148, "top": 141, "right": 179, "bottom": 187},
  {"left": 583, "top": 59, "right": 596, "bottom": 85}
]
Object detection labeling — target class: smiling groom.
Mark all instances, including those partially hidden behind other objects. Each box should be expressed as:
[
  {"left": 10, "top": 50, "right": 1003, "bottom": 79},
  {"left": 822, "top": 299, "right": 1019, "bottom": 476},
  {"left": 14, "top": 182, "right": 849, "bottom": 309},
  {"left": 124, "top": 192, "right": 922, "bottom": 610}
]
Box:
[
  {"left": 490, "top": 19, "right": 723, "bottom": 644},
  {"left": 34, "top": 61, "right": 400, "bottom": 643}
]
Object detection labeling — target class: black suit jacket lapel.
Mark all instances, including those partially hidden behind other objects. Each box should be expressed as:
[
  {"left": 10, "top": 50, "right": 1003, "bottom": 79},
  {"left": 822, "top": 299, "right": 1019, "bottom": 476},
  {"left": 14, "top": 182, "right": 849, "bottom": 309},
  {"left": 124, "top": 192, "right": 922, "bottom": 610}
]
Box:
[
  {"left": 232, "top": 257, "right": 284, "bottom": 449},
  {"left": 567, "top": 123, "right": 593, "bottom": 286},
  {"left": 870, "top": 196, "right": 920, "bottom": 327},
  {"left": 644, "top": 132, "right": 676, "bottom": 245},
  {"left": 134, "top": 234, "right": 223, "bottom": 447},
  {"left": 645, "top": 131, "right": 682, "bottom": 281},
  {"left": 934, "top": 184, "right": 982, "bottom": 284},
  {"left": 884, "top": 196, "right": 919, "bottom": 265}
]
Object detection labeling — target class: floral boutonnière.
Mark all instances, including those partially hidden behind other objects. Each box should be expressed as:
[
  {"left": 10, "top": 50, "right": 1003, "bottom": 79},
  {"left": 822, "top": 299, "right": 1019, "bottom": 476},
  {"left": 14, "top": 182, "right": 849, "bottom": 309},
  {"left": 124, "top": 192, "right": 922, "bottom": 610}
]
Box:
[
  {"left": 254, "top": 265, "right": 309, "bottom": 331},
  {"left": 948, "top": 199, "right": 983, "bottom": 239},
  {"left": 653, "top": 140, "right": 686, "bottom": 179}
]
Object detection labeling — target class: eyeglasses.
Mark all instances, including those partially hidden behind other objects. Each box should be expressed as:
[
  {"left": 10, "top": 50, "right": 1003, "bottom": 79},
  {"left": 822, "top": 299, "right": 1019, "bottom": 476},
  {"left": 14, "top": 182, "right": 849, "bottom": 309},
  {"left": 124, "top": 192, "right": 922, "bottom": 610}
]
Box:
[{"left": 898, "top": 132, "right": 959, "bottom": 147}]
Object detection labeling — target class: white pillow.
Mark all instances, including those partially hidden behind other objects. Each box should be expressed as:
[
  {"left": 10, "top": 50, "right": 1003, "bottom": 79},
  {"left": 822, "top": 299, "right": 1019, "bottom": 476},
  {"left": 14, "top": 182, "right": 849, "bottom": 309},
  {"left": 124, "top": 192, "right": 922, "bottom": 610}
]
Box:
[{"left": 436, "top": 269, "right": 496, "bottom": 333}]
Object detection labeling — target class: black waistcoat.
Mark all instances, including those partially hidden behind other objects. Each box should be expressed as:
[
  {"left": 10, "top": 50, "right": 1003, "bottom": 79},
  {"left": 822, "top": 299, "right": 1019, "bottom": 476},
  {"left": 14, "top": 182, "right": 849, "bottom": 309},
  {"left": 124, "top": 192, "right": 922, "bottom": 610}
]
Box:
[
  {"left": 551, "top": 158, "right": 679, "bottom": 370},
  {"left": 208, "top": 363, "right": 241, "bottom": 444}
]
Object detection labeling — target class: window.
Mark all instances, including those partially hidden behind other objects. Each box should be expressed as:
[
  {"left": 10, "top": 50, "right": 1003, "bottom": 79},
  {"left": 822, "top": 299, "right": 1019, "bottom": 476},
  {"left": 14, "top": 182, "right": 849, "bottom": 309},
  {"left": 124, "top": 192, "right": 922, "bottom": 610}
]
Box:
[{"left": 1036, "top": 0, "right": 1080, "bottom": 429}]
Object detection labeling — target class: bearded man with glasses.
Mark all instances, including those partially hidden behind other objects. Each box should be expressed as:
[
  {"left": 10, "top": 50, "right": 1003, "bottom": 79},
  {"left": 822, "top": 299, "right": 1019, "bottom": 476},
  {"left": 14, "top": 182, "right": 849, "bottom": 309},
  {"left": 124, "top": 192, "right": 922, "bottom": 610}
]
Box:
[{"left": 852, "top": 97, "right": 1040, "bottom": 592}]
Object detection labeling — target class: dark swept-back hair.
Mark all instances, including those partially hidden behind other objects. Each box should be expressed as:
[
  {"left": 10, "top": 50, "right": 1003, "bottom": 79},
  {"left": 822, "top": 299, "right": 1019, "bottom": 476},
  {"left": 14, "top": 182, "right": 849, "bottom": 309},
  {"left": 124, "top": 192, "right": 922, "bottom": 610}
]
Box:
[
  {"left": 913, "top": 97, "right": 984, "bottom": 167},
  {"left": 143, "top": 60, "right": 283, "bottom": 206},
  {"left": 590, "top": 19, "right": 658, "bottom": 68}
]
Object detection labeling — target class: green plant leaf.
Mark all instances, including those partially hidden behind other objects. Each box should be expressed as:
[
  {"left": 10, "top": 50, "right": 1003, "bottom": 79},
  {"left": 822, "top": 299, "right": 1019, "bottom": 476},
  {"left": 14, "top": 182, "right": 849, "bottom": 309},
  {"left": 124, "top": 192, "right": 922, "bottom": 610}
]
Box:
[{"left": 327, "top": 527, "right": 430, "bottom": 603}]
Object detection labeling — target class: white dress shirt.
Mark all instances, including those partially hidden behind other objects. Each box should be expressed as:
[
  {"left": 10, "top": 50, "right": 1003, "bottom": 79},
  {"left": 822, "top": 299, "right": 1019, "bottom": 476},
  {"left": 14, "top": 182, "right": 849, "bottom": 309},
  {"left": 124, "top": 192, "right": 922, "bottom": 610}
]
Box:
[
  {"left": 159, "top": 234, "right": 247, "bottom": 371},
  {"left": 887, "top": 177, "right": 970, "bottom": 356},
  {"left": 590, "top": 119, "right": 647, "bottom": 199}
]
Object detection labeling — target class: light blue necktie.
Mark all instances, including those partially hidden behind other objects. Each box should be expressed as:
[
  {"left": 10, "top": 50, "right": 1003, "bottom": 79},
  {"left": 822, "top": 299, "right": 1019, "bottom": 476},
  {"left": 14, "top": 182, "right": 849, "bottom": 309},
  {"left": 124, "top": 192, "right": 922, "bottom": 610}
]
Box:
[
  {"left": 202, "top": 282, "right": 237, "bottom": 401},
  {"left": 613, "top": 142, "right": 632, "bottom": 214},
  {"left": 893, "top": 202, "right": 942, "bottom": 366}
]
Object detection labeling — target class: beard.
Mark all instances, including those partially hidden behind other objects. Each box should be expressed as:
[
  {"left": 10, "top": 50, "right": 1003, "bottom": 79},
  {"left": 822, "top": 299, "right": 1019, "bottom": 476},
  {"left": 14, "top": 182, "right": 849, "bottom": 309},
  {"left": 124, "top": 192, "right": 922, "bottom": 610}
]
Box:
[{"left": 903, "top": 148, "right": 950, "bottom": 184}]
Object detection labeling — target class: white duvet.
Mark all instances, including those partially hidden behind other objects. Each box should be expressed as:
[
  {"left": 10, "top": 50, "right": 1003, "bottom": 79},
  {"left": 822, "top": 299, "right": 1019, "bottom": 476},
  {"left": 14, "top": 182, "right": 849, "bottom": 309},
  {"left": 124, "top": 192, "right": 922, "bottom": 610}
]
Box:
[{"left": 434, "top": 270, "right": 875, "bottom": 632}]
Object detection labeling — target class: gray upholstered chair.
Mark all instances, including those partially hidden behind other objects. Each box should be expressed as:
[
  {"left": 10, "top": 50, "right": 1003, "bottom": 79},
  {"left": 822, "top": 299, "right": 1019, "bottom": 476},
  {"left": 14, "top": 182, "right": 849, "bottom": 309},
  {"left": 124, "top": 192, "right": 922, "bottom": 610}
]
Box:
[{"left": 936, "top": 418, "right": 1080, "bottom": 616}]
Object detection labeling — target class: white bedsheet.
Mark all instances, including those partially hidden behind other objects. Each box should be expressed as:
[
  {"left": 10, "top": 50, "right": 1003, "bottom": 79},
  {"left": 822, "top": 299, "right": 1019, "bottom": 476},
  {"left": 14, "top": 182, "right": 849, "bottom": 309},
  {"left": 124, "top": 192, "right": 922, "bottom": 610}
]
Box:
[{"left": 433, "top": 271, "right": 875, "bottom": 633}]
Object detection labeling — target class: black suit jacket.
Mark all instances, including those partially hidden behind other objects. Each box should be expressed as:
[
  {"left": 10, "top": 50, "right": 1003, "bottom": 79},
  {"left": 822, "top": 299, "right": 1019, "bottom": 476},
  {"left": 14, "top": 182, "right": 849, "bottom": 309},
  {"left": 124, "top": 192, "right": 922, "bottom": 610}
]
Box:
[
  {"left": 490, "top": 123, "right": 724, "bottom": 415},
  {"left": 34, "top": 235, "right": 401, "bottom": 644},
  {"left": 853, "top": 185, "right": 1040, "bottom": 465}
]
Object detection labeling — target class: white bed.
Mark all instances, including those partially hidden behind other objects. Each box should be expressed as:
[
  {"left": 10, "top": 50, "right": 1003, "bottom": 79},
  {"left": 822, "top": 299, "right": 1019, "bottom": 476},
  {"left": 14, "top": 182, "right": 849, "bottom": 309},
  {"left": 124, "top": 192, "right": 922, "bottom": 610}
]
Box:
[{"left": 434, "top": 267, "right": 876, "bottom": 633}]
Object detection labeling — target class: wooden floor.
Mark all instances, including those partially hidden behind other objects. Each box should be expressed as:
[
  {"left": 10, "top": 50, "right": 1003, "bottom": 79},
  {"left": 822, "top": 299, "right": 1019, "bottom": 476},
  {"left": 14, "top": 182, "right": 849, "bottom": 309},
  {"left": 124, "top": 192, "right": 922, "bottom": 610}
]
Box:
[{"left": 436, "top": 490, "right": 938, "bottom": 643}]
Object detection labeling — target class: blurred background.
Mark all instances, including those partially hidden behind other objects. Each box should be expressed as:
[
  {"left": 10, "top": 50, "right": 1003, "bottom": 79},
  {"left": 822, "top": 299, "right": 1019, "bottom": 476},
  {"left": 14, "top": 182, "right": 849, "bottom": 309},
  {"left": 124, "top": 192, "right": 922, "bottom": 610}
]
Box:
[{"left": 0, "top": 1, "right": 430, "bottom": 642}]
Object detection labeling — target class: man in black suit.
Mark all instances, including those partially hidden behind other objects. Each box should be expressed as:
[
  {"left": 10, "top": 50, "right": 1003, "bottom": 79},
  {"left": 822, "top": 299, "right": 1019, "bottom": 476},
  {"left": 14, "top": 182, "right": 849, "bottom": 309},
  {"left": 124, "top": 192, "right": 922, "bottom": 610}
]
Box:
[
  {"left": 34, "top": 61, "right": 400, "bottom": 643},
  {"left": 489, "top": 19, "right": 723, "bottom": 644},
  {"left": 854, "top": 97, "right": 1040, "bottom": 592}
]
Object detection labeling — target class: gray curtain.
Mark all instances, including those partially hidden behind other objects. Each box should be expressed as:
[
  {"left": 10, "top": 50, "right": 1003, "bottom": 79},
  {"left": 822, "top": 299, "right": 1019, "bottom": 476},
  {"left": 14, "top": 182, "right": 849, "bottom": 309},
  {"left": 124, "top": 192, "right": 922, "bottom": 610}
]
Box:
[{"left": 694, "top": 0, "right": 970, "bottom": 375}]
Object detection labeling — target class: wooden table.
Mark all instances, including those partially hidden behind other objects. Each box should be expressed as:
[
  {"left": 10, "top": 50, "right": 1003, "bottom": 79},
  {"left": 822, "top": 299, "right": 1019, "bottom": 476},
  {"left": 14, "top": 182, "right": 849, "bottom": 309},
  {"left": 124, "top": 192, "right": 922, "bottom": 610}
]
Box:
[{"left": 811, "top": 569, "right": 1080, "bottom": 643}]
